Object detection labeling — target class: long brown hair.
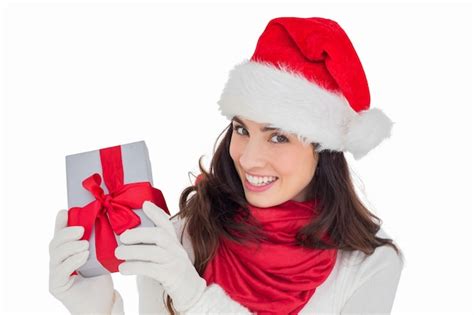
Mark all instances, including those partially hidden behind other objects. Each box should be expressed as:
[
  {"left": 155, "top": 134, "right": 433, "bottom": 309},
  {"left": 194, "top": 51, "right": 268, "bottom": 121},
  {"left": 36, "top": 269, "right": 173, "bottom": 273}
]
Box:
[{"left": 163, "top": 121, "right": 402, "bottom": 314}]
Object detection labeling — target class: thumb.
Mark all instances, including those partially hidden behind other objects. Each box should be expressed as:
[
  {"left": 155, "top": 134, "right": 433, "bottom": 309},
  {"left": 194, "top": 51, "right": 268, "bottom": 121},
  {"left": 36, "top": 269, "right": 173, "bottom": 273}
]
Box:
[
  {"left": 142, "top": 201, "right": 175, "bottom": 237},
  {"left": 54, "top": 209, "right": 68, "bottom": 235}
]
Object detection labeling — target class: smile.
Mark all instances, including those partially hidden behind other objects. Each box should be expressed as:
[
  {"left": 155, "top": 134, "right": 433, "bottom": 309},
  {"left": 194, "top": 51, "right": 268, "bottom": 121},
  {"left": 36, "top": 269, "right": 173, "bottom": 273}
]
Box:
[{"left": 244, "top": 177, "right": 278, "bottom": 192}]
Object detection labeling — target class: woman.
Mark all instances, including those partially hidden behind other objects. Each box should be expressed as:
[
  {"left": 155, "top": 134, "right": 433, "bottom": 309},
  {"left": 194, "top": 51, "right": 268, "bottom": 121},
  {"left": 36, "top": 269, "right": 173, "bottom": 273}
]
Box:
[{"left": 49, "top": 17, "right": 405, "bottom": 314}]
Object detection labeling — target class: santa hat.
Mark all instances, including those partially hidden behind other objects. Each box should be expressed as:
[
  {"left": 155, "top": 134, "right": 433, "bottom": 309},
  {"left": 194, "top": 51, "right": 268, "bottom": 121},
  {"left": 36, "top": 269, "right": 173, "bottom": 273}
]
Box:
[{"left": 217, "top": 17, "right": 394, "bottom": 160}]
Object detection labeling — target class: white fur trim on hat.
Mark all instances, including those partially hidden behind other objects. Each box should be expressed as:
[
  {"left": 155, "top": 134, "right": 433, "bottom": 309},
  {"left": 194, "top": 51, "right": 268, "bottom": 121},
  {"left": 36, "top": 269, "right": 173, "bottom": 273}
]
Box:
[{"left": 217, "top": 59, "right": 394, "bottom": 160}]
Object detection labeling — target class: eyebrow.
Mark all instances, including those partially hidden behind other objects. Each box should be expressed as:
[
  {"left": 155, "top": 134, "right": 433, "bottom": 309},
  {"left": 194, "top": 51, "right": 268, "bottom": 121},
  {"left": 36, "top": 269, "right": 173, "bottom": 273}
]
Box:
[{"left": 231, "top": 117, "right": 281, "bottom": 132}]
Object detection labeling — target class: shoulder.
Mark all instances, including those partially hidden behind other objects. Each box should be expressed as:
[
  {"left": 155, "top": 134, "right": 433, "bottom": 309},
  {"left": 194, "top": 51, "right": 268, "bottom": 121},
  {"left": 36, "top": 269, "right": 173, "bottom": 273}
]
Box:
[
  {"left": 339, "top": 227, "right": 405, "bottom": 285},
  {"left": 170, "top": 214, "right": 196, "bottom": 264},
  {"left": 370, "top": 227, "right": 405, "bottom": 271},
  {"left": 330, "top": 228, "right": 406, "bottom": 313}
]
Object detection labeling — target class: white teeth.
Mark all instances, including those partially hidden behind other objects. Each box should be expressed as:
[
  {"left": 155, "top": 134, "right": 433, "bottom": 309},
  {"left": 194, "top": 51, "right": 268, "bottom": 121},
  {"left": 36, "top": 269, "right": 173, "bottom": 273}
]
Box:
[{"left": 245, "top": 173, "right": 278, "bottom": 186}]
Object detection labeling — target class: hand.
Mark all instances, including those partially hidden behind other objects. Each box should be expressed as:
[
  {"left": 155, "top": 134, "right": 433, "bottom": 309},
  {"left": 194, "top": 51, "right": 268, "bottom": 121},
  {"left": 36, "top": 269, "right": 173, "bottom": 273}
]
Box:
[
  {"left": 115, "top": 200, "right": 207, "bottom": 312},
  {"left": 49, "top": 209, "right": 119, "bottom": 314}
]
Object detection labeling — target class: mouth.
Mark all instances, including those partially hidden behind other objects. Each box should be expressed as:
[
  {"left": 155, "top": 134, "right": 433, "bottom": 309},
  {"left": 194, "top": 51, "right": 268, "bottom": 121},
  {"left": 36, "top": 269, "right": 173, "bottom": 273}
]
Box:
[{"left": 243, "top": 176, "right": 279, "bottom": 193}]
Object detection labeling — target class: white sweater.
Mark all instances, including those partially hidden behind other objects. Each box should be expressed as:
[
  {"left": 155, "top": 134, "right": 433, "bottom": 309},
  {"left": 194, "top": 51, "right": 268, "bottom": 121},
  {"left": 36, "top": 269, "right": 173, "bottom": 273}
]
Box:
[{"left": 111, "top": 215, "right": 405, "bottom": 314}]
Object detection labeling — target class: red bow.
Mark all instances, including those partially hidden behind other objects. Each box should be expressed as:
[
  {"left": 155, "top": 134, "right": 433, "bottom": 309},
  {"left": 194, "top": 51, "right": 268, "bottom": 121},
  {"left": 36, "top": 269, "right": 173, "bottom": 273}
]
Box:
[{"left": 67, "top": 144, "right": 169, "bottom": 274}]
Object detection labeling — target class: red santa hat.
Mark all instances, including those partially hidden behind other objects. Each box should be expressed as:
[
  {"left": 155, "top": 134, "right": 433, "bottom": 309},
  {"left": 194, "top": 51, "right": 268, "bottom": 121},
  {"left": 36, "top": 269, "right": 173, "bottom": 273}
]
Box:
[{"left": 217, "top": 17, "right": 394, "bottom": 160}]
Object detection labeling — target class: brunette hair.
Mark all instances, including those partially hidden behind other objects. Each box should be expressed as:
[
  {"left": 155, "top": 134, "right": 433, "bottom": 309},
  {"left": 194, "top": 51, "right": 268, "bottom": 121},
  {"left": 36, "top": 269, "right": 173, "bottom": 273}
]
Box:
[{"left": 163, "top": 120, "right": 401, "bottom": 314}]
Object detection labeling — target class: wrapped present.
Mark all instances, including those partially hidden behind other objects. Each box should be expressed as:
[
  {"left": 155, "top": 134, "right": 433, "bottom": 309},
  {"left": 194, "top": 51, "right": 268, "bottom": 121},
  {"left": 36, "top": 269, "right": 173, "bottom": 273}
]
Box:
[{"left": 65, "top": 140, "right": 169, "bottom": 278}]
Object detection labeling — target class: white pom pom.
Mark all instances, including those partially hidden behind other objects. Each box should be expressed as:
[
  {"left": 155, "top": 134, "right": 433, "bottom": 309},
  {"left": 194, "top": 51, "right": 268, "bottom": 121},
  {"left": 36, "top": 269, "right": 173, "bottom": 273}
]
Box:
[{"left": 345, "top": 108, "right": 394, "bottom": 160}]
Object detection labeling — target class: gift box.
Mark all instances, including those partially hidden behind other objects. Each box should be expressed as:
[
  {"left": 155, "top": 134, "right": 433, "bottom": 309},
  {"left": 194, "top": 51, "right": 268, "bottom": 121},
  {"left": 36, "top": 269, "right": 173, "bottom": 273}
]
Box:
[{"left": 65, "top": 140, "right": 169, "bottom": 278}]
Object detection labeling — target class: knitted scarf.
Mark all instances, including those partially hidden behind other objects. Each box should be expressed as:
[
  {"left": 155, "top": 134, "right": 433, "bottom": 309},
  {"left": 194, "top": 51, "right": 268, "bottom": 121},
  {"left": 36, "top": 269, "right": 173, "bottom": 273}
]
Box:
[{"left": 203, "top": 198, "right": 338, "bottom": 314}]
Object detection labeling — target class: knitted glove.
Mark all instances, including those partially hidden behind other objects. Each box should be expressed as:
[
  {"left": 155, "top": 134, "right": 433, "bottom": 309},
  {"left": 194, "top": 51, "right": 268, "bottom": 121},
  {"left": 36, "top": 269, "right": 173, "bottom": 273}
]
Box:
[
  {"left": 49, "top": 209, "right": 122, "bottom": 315},
  {"left": 115, "top": 201, "right": 207, "bottom": 312}
]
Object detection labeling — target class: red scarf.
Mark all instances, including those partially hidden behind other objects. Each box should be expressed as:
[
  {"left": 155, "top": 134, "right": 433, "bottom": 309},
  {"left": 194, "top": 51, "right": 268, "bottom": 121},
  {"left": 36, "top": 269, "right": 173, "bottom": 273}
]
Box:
[{"left": 203, "top": 198, "right": 338, "bottom": 314}]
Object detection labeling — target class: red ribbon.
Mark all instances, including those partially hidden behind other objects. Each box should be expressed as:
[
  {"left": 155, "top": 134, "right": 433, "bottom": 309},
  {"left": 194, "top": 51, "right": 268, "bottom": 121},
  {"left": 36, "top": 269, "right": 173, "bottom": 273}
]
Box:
[{"left": 67, "top": 144, "right": 169, "bottom": 275}]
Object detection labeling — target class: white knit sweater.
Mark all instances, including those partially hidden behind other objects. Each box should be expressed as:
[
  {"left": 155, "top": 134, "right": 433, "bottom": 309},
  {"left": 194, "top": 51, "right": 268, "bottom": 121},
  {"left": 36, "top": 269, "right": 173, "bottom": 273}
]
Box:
[{"left": 111, "top": 215, "right": 405, "bottom": 314}]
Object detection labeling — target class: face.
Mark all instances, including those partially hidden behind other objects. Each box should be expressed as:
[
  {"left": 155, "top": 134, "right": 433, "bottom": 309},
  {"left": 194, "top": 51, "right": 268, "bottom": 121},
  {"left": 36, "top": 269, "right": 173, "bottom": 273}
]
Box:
[{"left": 229, "top": 116, "right": 319, "bottom": 208}]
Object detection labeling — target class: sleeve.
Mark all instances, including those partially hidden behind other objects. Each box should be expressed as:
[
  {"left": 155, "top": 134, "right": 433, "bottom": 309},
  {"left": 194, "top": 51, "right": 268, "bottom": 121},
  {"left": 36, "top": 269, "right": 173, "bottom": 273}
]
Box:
[
  {"left": 137, "top": 275, "right": 252, "bottom": 315},
  {"left": 340, "top": 247, "right": 404, "bottom": 315},
  {"left": 110, "top": 289, "right": 125, "bottom": 315},
  {"left": 137, "top": 275, "right": 169, "bottom": 314},
  {"left": 136, "top": 214, "right": 185, "bottom": 314},
  {"left": 182, "top": 283, "right": 252, "bottom": 314}
]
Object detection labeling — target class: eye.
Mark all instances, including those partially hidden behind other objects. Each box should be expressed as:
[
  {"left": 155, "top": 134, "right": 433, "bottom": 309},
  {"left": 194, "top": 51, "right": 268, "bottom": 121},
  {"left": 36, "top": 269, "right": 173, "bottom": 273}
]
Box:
[
  {"left": 232, "top": 124, "right": 288, "bottom": 144},
  {"left": 270, "top": 134, "right": 289, "bottom": 144},
  {"left": 233, "top": 124, "right": 248, "bottom": 136}
]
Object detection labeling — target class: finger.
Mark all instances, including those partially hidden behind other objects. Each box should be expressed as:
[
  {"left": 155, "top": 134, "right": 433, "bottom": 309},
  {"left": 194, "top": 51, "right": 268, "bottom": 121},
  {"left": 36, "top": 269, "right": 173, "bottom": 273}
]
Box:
[
  {"left": 54, "top": 210, "right": 68, "bottom": 234},
  {"left": 49, "top": 226, "right": 85, "bottom": 254},
  {"left": 119, "top": 261, "right": 175, "bottom": 287},
  {"left": 50, "top": 250, "right": 89, "bottom": 290},
  {"left": 142, "top": 201, "right": 175, "bottom": 237},
  {"left": 115, "top": 244, "right": 173, "bottom": 264},
  {"left": 50, "top": 273, "right": 77, "bottom": 296},
  {"left": 120, "top": 227, "right": 178, "bottom": 249},
  {"left": 50, "top": 240, "right": 89, "bottom": 269}
]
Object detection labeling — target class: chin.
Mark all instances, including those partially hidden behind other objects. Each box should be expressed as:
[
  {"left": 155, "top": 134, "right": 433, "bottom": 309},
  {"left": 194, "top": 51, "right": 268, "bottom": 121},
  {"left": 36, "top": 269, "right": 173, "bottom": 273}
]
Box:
[{"left": 245, "top": 196, "right": 281, "bottom": 208}]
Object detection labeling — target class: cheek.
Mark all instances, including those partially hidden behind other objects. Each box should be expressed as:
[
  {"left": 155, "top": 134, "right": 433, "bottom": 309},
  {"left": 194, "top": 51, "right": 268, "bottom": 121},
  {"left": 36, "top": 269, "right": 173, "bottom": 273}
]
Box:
[
  {"left": 273, "top": 154, "right": 299, "bottom": 176},
  {"left": 276, "top": 150, "right": 316, "bottom": 180},
  {"left": 229, "top": 137, "right": 242, "bottom": 162}
]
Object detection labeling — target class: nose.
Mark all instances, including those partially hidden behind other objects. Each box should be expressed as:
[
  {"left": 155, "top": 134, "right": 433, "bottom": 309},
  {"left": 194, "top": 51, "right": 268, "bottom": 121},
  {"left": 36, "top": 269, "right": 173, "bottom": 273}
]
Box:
[{"left": 239, "top": 139, "right": 268, "bottom": 170}]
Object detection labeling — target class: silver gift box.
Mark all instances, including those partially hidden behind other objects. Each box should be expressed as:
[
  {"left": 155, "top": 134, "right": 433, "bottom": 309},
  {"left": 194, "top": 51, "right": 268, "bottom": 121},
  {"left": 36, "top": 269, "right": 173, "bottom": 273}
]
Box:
[{"left": 65, "top": 140, "right": 158, "bottom": 278}]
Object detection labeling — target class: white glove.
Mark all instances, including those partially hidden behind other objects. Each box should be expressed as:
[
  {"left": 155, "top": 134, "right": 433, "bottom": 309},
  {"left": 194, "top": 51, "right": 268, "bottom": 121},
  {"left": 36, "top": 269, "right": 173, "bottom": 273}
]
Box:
[
  {"left": 49, "top": 209, "right": 121, "bottom": 315},
  {"left": 115, "top": 200, "right": 207, "bottom": 312}
]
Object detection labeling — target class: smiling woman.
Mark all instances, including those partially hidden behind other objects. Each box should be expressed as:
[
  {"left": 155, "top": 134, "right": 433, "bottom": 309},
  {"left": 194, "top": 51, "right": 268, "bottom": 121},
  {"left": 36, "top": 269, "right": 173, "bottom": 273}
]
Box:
[{"left": 147, "top": 16, "right": 405, "bottom": 315}]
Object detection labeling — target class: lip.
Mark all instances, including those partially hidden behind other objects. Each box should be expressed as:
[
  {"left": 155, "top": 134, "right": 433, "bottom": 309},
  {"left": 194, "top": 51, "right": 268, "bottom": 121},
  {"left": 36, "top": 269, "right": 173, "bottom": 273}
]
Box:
[{"left": 244, "top": 177, "right": 278, "bottom": 192}]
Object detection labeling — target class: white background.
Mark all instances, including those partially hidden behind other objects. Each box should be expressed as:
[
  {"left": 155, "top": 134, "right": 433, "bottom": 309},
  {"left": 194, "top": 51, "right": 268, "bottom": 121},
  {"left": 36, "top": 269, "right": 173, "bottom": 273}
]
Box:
[{"left": 1, "top": 0, "right": 473, "bottom": 314}]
